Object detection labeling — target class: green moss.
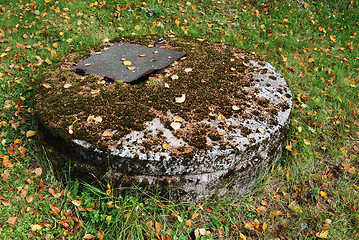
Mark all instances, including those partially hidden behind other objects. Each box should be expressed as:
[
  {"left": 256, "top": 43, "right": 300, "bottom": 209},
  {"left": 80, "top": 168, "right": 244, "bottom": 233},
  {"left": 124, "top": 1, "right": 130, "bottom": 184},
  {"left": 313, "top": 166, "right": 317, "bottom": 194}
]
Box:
[{"left": 35, "top": 35, "right": 273, "bottom": 154}]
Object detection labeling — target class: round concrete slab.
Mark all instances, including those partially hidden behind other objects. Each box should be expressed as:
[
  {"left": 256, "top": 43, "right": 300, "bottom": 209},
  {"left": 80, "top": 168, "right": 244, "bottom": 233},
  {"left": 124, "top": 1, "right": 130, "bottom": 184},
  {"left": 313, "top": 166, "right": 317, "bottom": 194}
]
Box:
[{"left": 35, "top": 35, "right": 292, "bottom": 201}]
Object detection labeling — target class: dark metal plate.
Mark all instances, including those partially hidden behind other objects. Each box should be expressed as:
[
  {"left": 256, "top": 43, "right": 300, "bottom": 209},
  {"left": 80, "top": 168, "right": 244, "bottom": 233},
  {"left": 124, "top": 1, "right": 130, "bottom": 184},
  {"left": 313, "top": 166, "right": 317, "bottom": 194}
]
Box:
[{"left": 72, "top": 42, "right": 186, "bottom": 83}]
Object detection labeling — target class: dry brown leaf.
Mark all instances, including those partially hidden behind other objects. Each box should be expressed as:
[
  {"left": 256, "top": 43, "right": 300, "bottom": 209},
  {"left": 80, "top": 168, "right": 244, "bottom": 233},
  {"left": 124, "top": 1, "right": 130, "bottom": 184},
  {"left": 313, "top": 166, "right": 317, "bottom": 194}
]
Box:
[
  {"left": 102, "top": 130, "right": 114, "bottom": 137},
  {"left": 50, "top": 204, "right": 61, "bottom": 215},
  {"left": 5, "top": 216, "right": 17, "bottom": 225},
  {"left": 185, "top": 219, "right": 192, "bottom": 226},
  {"left": 42, "top": 83, "right": 52, "bottom": 89},
  {"left": 256, "top": 206, "right": 266, "bottom": 213},
  {"left": 91, "top": 89, "right": 100, "bottom": 95},
  {"left": 26, "top": 195, "right": 34, "bottom": 203},
  {"left": 97, "top": 230, "right": 105, "bottom": 239},
  {"left": 155, "top": 221, "right": 162, "bottom": 232},
  {"left": 83, "top": 234, "right": 96, "bottom": 239},
  {"left": 269, "top": 210, "right": 282, "bottom": 218}
]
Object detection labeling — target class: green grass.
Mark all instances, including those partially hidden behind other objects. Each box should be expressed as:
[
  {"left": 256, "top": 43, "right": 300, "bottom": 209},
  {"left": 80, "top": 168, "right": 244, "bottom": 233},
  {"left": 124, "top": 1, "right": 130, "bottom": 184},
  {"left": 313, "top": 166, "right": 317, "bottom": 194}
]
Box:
[{"left": 1, "top": 0, "right": 358, "bottom": 239}]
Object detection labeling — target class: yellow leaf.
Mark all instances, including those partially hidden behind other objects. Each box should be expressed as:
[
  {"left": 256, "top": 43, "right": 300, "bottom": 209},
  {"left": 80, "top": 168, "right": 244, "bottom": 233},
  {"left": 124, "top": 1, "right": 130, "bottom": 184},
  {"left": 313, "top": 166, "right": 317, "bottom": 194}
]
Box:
[
  {"left": 162, "top": 143, "right": 171, "bottom": 149},
  {"left": 134, "top": 25, "right": 141, "bottom": 30},
  {"left": 52, "top": 43, "right": 58, "bottom": 48},
  {"left": 257, "top": 127, "right": 265, "bottom": 134},
  {"left": 315, "top": 230, "right": 329, "bottom": 238},
  {"left": 26, "top": 130, "right": 36, "bottom": 138},
  {"left": 330, "top": 35, "right": 336, "bottom": 42},
  {"left": 285, "top": 171, "right": 290, "bottom": 180},
  {"left": 127, "top": 66, "right": 136, "bottom": 70},
  {"left": 239, "top": 232, "right": 246, "bottom": 240},
  {"left": 308, "top": 58, "right": 315, "bottom": 63},
  {"left": 45, "top": 58, "right": 52, "bottom": 64},
  {"left": 31, "top": 224, "right": 42, "bottom": 231},
  {"left": 106, "top": 215, "right": 112, "bottom": 223},
  {"left": 173, "top": 116, "right": 183, "bottom": 122},
  {"left": 218, "top": 114, "right": 226, "bottom": 121},
  {"left": 320, "top": 191, "right": 327, "bottom": 197},
  {"left": 303, "top": 139, "right": 310, "bottom": 145},
  {"left": 260, "top": 24, "right": 265, "bottom": 29},
  {"left": 0, "top": 53, "right": 7, "bottom": 58},
  {"left": 269, "top": 210, "right": 282, "bottom": 218},
  {"left": 123, "top": 60, "right": 132, "bottom": 66},
  {"left": 263, "top": 222, "right": 268, "bottom": 231}
]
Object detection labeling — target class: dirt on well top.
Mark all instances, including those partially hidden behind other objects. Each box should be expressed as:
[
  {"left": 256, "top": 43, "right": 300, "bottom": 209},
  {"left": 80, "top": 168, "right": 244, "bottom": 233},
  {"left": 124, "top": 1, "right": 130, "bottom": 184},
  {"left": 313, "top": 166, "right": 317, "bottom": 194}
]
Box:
[{"left": 35, "top": 35, "right": 289, "bottom": 154}]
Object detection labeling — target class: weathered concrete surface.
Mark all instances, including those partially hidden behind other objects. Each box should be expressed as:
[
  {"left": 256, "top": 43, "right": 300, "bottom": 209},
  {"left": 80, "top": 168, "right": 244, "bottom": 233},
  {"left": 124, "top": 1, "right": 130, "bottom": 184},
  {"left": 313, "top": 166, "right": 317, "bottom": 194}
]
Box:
[{"left": 35, "top": 36, "right": 292, "bottom": 202}]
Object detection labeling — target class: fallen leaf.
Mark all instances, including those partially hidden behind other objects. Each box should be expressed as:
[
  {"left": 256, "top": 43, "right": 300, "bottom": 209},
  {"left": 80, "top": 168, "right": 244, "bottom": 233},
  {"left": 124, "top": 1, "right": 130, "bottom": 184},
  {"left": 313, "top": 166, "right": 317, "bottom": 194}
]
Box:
[
  {"left": 83, "top": 234, "right": 96, "bottom": 239},
  {"left": 127, "top": 66, "right": 136, "bottom": 70},
  {"left": 175, "top": 94, "right": 186, "bottom": 103},
  {"left": 31, "top": 224, "right": 42, "bottom": 231},
  {"left": 218, "top": 114, "right": 226, "bottom": 121},
  {"left": 269, "top": 210, "right": 282, "bottom": 218},
  {"left": 162, "top": 143, "right": 171, "bottom": 149},
  {"left": 34, "top": 168, "right": 42, "bottom": 176},
  {"left": 102, "top": 130, "right": 114, "bottom": 137},
  {"left": 123, "top": 60, "right": 132, "bottom": 66},
  {"left": 97, "top": 230, "right": 105, "bottom": 239},
  {"left": 171, "top": 74, "right": 179, "bottom": 80},
  {"left": 303, "top": 139, "right": 310, "bottom": 145},
  {"left": 244, "top": 219, "right": 260, "bottom": 231},
  {"left": 170, "top": 122, "right": 181, "bottom": 130},
  {"left": 50, "top": 204, "right": 61, "bottom": 215},
  {"left": 26, "top": 130, "right": 36, "bottom": 138},
  {"left": 263, "top": 222, "right": 268, "bottom": 231},
  {"left": 315, "top": 230, "right": 329, "bottom": 238},
  {"left": 232, "top": 105, "right": 240, "bottom": 110},
  {"left": 257, "top": 127, "right": 265, "bottom": 134},
  {"left": 155, "top": 221, "right": 162, "bottom": 232},
  {"left": 5, "top": 216, "right": 18, "bottom": 225},
  {"left": 239, "top": 232, "right": 246, "bottom": 240},
  {"left": 256, "top": 206, "right": 266, "bottom": 213},
  {"left": 173, "top": 116, "right": 183, "bottom": 122},
  {"left": 320, "top": 191, "right": 327, "bottom": 197},
  {"left": 91, "top": 89, "right": 100, "bottom": 95},
  {"left": 26, "top": 195, "right": 34, "bottom": 203},
  {"left": 184, "top": 68, "right": 193, "bottom": 72},
  {"left": 72, "top": 200, "right": 81, "bottom": 206},
  {"left": 185, "top": 219, "right": 192, "bottom": 226},
  {"left": 42, "top": 83, "right": 52, "bottom": 88},
  {"left": 330, "top": 35, "right": 336, "bottom": 42},
  {"left": 134, "top": 25, "right": 141, "bottom": 30},
  {"left": 64, "top": 83, "right": 72, "bottom": 89}
]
